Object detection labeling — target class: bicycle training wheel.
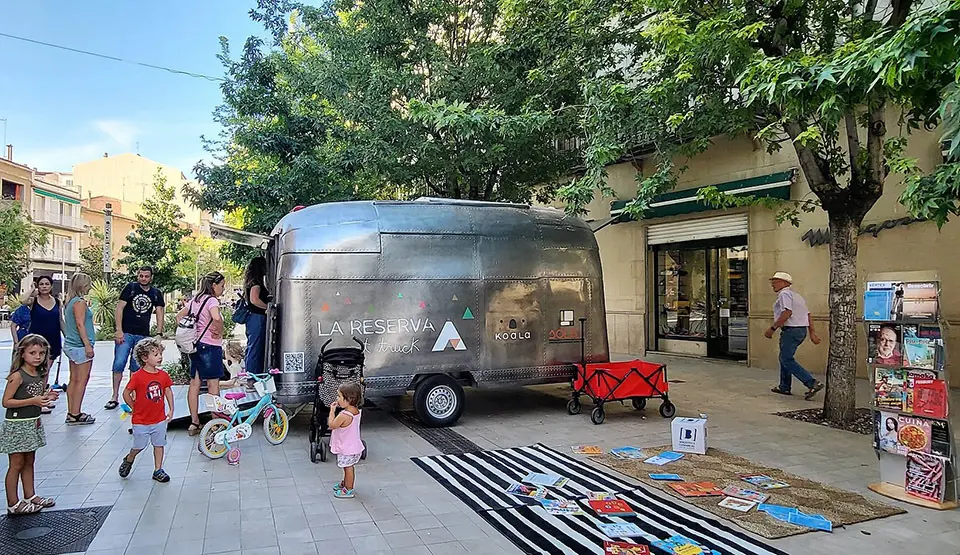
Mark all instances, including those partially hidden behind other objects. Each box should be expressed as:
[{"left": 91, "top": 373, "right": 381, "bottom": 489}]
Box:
[
  {"left": 263, "top": 407, "right": 289, "bottom": 445},
  {"left": 199, "top": 418, "right": 231, "bottom": 459}
]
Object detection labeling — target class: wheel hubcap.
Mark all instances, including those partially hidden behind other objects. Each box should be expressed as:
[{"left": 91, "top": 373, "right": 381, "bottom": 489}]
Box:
[{"left": 426, "top": 385, "right": 457, "bottom": 419}]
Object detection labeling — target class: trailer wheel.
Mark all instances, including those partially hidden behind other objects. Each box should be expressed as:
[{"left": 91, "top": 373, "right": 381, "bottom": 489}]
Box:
[
  {"left": 659, "top": 401, "right": 676, "bottom": 418},
  {"left": 566, "top": 399, "right": 581, "bottom": 415},
  {"left": 631, "top": 398, "right": 647, "bottom": 411},
  {"left": 414, "top": 374, "right": 465, "bottom": 427},
  {"left": 590, "top": 406, "right": 605, "bottom": 425}
]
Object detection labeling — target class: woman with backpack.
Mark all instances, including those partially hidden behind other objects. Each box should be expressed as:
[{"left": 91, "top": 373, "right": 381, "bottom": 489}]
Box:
[
  {"left": 239, "top": 257, "right": 272, "bottom": 375},
  {"left": 175, "top": 271, "right": 226, "bottom": 436}
]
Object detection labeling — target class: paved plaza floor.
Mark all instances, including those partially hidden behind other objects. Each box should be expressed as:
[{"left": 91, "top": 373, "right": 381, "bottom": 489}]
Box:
[{"left": 0, "top": 338, "right": 958, "bottom": 554}]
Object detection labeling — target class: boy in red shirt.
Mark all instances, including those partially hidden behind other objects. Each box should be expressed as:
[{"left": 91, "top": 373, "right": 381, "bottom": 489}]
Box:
[{"left": 118, "top": 338, "right": 174, "bottom": 482}]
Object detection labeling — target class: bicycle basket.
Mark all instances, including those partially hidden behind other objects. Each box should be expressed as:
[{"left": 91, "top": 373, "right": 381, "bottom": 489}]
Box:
[{"left": 255, "top": 376, "right": 278, "bottom": 396}]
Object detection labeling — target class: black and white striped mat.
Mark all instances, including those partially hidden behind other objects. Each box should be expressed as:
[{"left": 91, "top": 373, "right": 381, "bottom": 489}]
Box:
[{"left": 412, "top": 443, "right": 789, "bottom": 555}]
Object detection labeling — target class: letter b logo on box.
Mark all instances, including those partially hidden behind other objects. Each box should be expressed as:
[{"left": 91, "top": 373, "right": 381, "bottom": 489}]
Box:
[{"left": 681, "top": 428, "right": 696, "bottom": 441}]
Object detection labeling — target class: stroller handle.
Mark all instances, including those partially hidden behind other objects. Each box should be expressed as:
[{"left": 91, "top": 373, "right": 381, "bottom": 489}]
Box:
[{"left": 320, "top": 336, "right": 364, "bottom": 355}]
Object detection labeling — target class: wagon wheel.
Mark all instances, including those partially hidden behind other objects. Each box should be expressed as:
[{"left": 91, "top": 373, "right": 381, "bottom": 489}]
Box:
[
  {"left": 659, "top": 401, "right": 676, "bottom": 418},
  {"left": 590, "top": 406, "right": 605, "bottom": 425},
  {"left": 631, "top": 398, "right": 647, "bottom": 411},
  {"left": 567, "top": 398, "right": 581, "bottom": 415}
]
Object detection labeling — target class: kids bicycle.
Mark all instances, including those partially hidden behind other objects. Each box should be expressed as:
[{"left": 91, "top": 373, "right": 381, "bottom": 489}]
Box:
[{"left": 198, "top": 369, "right": 289, "bottom": 465}]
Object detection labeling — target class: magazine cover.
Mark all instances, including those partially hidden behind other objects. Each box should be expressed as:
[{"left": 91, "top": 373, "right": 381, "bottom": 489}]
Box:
[
  {"left": 668, "top": 482, "right": 722, "bottom": 497},
  {"left": 905, "top": 368, "right": 937, "bottom": 413},
  {"left": 720, "top": 485, "right": 769, "bottom": 503},
  {"left": 918, "top": 324, "right": 945, "bottom": 371},
  {"left": 875, "top": 368, "right": 906, "bottom": 411},
  {"left": 603, "top": 541, "right": 651, "bottom": 555},
  {"left": 905, "top": 451, "right": 946, "bottom": 502},
  {"left": 644, "top": 451, "right": 684, "bottom": 466},
  {"left": 609, "top": 447, "right": 645, "bottom": 460},
  {"left": 902, "top": 336, "right": 937, "bottom": 370},
  {"left": 598, "top": 523, "right": 645, "bottom": 538},
  {"left": 912, "top": 378, "right": 948, "bottom": 419},
  {"left": 540, "top": 499, "right": 585, "bottom": 516},
  {"left": 930, "top": 420, "right": 951, "bottom": 458},
  {"left": 739, "top": 474, "right": 790, "bottom": 490},
  {"left": 876, "top": 411, "right": 906, "bottom": 455},
  {"left": 897, "top": 416, "right": 932, "bottom": 454},
  {"left": 651, "top": 535, "right": 721, "bottom": 555},
  {"left": 901, "top": 282, "right": 939, "bottom": 321},
  {"left": 869, "top": 324, "right": 903, "bottom": 366},
  {"left": 718, "top": 496, "right": 757, "bottom": 512},
  {"left": 588, "top": 498, "right": 635, "bottom": 516},
  {"left": 523, "top": 472, "right": 568, "bottom": 488},
  {"left": 504, "top": 482, "right": 547, "bottom": 501},
  {"left": 863, "top": 288, "right": 894, "bottom": 321}
]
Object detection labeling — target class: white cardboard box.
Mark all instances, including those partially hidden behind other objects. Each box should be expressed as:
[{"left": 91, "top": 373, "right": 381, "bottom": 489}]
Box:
[{"left": 671, "top": 417, "right": 708, "bottom": 454}]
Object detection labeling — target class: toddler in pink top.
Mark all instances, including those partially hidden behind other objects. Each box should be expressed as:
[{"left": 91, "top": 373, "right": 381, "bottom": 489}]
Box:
[{"left": 328, "top": 382, "right": 364, "bottom": 498}]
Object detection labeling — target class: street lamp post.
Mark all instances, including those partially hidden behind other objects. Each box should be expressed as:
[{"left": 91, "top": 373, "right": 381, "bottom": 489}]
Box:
[{"left": 61, "top": 238, "right": 74, "bottom": 297}]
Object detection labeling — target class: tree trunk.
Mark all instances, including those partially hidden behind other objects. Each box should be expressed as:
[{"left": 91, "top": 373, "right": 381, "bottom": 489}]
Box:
[{"left": 822, "top": 213, "right": 860, "bottom": 424}]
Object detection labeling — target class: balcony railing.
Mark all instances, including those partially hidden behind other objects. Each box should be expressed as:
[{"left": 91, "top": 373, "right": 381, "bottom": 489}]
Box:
[
  {"left": 31, "top": 247, "right": 79, "bottom": 264},
  {"left": 31, "top": 209, "right": 85, "bottom": 230}
]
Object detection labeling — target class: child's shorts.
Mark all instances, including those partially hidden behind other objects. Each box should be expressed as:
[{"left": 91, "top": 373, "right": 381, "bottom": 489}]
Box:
[
  {"left": 337, "top": 453, "right": 362, "bottom": 468},
  {"left": 132, "top": 422, "right": 168, "bottom": 449}
]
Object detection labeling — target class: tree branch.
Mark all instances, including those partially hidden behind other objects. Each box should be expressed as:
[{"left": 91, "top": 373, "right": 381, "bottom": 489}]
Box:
[
  {"left": 864, "top": 106, "right": 886, "bottom": 197},
  {"left": 887, "top": 0, "right": 914, "bottom": 29},
  {"left": 844, "top": 110, "right": 861, "bottom": 174},
  {"left": 783, "top": 120, "right": 838, "bottom": 203}
]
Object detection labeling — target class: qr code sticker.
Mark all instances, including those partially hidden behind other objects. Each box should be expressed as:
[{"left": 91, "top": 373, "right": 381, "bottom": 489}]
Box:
[{"left": 283, "top": 352, "right": 305, "bottom": 373}]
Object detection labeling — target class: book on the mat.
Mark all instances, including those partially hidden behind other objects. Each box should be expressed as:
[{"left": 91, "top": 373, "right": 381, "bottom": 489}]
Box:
[
  {"left": 586, "top": 491, "right": 618, "bottom": 500},
  {"left": 651, "top": 534, "right": 721, "bottom": 555},
  {"left": 864, "top": 289, "right": 894, "bottom": 321},
  {"left": 504, "top": 482, "right": 547, "bottom": 500},
  {"left": 649, "top": 473, "right": 684, "bottom": 481},
  {"left": 901, "top": 282, "right": 939, "bottom": 321},
  {"left": 644, "top": 451, "right": 684, "bottom": 466},
  {"left": 610, "top": 446, "right": 646, "bottom": 460},
  {"left": 930, "top": 420, "right": 951, "bottom": 458},
  {"left": 540, "top": 499, "right": 585, "bottom": 516},
  {"left": 598, "top": 522, "right": 645, "bottom": 538},
  {"left": 588, "top": 498, "right": 635, "bottom": 516},
  {"left": 572, "top": 445, "right": 603, "bottom": 455},
  {"left": 523, "top": 472, "right": 568, "bottom": 488},
  {"left": 739, "top": 474, "right": 789, "bottom": 490},
  {"left": 874, "top": 367, "right": 906, "bottom": 411},
  {"left": 905, "top": 451, "right": 947, "bottom": 502},
  {"left": 668, "top": 482, "right": 722, "bottom": 497},
  {"left": 720, "top": 485, "right": 769, "bottom": 503},
  {"left": 911, "top": 378, "right": 948, "bottom": 419},
  {"left": 717, "top": 496, "right": 757, "bottom": 512},
  {"left": 603, "top": 541, "right": 651, "bottom": 555},
  {"left": 897, "top": 415, "right": 932, "bottom": 454}
]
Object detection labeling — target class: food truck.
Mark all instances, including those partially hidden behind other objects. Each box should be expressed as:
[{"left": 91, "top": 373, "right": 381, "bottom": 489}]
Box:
[{"left": 211, "top": 198, "right": 610, "bottom": 427}]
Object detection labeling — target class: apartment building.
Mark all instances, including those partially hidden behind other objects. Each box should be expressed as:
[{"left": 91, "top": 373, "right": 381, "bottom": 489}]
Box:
[{"left": 26, "top": 170, "right": 82, "bottom": 295}]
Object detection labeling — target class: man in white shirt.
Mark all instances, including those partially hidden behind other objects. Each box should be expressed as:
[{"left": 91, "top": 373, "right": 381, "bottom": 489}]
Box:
[{"left": 764, "top": 272, "right": 824, "bottom": 400}]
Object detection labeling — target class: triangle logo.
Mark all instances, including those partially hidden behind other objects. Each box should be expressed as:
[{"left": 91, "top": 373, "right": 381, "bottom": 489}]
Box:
[
  {"left": 321, "top": 303, "right": 330, "bottom": 312},
  {"left": 462, "top": 307, "right": 474, "bottom": 320},
  {"left": 432, "top": 321, "right": 467, "bottom": 352},
  {"left": 344, "top": 297, "right": 352, "bottom": 305},
  {"left": 452, "top": 295, "right": 459, "bottom": 301}
]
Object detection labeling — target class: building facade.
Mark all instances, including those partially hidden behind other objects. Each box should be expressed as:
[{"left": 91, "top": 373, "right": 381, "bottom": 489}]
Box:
[
  {"left": 578, "top": 125, "right": 958, "bottom": 386},
  {"left": 26, "top": 171, "right": 83, "bottom": 295}
]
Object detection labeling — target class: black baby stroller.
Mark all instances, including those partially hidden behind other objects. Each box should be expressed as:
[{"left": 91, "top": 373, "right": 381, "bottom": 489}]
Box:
[{"left": 309, "top": 337, "right": 368, "bottom": 463}]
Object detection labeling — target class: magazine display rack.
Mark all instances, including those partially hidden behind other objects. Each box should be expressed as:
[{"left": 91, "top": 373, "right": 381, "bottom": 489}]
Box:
[{"left": 865, "top": 271, "right": 958, "bottom": 510}]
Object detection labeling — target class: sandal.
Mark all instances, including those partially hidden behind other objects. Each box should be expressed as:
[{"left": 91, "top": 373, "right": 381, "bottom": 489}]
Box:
[
  {"left": 104, "top": 400, "right": 119, "bottom": 410},
  {"left": 28, "top": 495, "right": 56, "bottom": 508},
  {"left": 187, "top": 422, "right": 202, "bottom": 436},
  {"left": 119, "top": 455, "right": 134, "bottom": 478},
  {"left": 770, "top": 387, "right": 792, "bottom": 396},
  {"left": 41, "top": 407, "right": 52, "bottom": 415},
  {"left": 152, "top": 468, "right": 171, "bottom": 483},
  {"left": 7, "top": 499, "right": 41, "bottom": 515},
  {"left": 65, "top": 413, "right": 96, "bottom": 425}
]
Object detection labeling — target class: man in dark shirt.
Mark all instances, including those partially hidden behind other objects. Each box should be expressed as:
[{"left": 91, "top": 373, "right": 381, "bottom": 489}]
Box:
[{"left": 104, "top": 266, "right": 165, "bottom": 410}]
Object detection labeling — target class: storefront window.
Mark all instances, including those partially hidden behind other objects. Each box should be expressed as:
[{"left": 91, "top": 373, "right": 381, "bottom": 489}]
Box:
[{"left": 657, "top": 249, "right": 707, "bottom": 338}]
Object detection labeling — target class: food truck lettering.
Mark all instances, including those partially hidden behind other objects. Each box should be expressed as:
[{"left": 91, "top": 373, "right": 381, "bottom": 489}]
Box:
[
  {"left": 318, "top": 317, "right": 437, "bottom": 337},
  {"left": 494, "top": 318, "right": 531, "bottom": 341}
]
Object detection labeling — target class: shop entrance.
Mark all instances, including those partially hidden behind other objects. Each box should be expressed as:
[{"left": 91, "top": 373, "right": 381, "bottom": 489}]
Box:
[{"left": 653, "top": 238, "right": 748, "bottom": 360}]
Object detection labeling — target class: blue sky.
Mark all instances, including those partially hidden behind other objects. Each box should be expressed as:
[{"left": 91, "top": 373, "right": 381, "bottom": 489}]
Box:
[{"left": 0, "top": 1, "right": 268, "bottom": 175}]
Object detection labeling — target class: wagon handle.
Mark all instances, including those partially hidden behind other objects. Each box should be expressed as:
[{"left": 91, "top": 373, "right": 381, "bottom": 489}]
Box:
[{"left": 579, "top": 317, "right": 587, "bottom": 366}]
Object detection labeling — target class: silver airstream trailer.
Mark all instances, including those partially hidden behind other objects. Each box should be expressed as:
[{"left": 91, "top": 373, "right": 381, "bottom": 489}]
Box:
[{"left": 212, "top": 198, "right": 609, "bottom": 427}]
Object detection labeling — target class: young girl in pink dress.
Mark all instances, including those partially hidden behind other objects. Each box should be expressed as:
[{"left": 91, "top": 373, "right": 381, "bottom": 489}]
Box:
[{"left": 328, "top": 382, "right": 363, "bottom": 498}]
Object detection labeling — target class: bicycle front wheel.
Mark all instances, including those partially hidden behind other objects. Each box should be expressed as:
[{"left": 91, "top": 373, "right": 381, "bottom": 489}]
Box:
[
  {"left": 263, "top": 407, "right": 289, "bottom": 445},
  {"left": 199, "top": 418, "right": 231, "bottom": 459}
]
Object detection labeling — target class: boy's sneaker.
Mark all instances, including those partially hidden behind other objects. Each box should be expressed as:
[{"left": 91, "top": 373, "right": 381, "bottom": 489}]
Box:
[
  {"left": 333, "top": 487, "right": 355, "bottom": 499},
  {"left": 152, "top": 469, "right": 170, "bottom": 483},
  {"left": 118, "top": 456, "right": 134, "bottom": 478}
]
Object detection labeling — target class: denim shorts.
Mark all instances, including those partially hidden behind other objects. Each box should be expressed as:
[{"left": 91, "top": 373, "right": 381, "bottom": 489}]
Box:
[
  {"left": 113, "top": 333, "right": 146, "bottom": 373},
  {"left": 190, "top": 342, "right": 224, "bottom": 381},
  {"left": 64, "top": 346, "right": 92, "bottom": 364},
  {"left": 132, "top": 422, "right": 167, "bottom": 449}
]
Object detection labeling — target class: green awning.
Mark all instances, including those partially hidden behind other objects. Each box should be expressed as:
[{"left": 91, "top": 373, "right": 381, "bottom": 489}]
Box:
[
  {"left": 610, "top": 169, "right": 796, "bottom": 221},
  {"left": 33, "top": 187, "right": 80, "bottom": 205}
]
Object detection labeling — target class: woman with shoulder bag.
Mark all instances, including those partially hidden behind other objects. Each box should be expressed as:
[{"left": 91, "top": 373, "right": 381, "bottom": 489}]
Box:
[
  {"left": 175, "top": 271, "right": 226, "bottom": 436},
  {"left": 241, "top": 257, "right": 271, "bottom": 375}
]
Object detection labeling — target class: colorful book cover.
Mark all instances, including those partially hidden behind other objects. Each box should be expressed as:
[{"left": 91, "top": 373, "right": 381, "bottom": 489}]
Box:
[
  {"left": 572, "top": 445, "right": 603, "bottom": 455},
  {"left": 523, "top": 472, "right": 568, "bottom": 488},
  {"left": 504, "top": 482, "right": 547, "bottom": 500},
  {"left": 902, "top": 337, "right": 937, "bottom": 370},
  {"left": 869, "top": 324, "right": 903, "bottom": 366},
  {"left": 930, "top": 420, "right": 951, "bottom": 458},
  {"left": 668, "top": 482, "right": 722, "bottom": 497},
  {"left": 905, "top": 451, "right": 946, "bottom": 502},
  {"left": 918, "top": 324, "right": 945, "bottom": 371},
  {"left": 875, "top": 368, "right": 906, "bottom": 411},
  {"left": 644, "top": 451, "right": 684, "bottom": 466},
  {"left": 603, "top": 541, "right": 651, "bottom": 555},
  {"left": 540, "top": 499, "right": 585, "bottom": 516},
  {"left": 901, "top": 282, "right": 939, "bottom": 321},
  {"left": 587, "top": 491, "right": 618, "bottom": 500},
  {"left": 897, "top": 416, "right": 932, "bottom": 453},
  {"left": 863, "top": 289, "right": 894, "bottom": 321},
  {"left": 739, "top": 474, "right": 790, "bottom": 490},
  {"left": 588, "top": 498, "right": 635, "bottom": 516},
  {"left": 912, "top": 379, "right": 948, "bottom": 419},
  {"left": 651, "top": 535, "right": 721, "bottom": 555},
  {"left": 649, "top": 473, "right": 684, "bottom": 481},
  {"left": 876, "top": 411, "right": 905, "bottom": 455},
  {"left": 717, "top": 496, "right": 756, "bottom": 512},
  {"left": 720, "top": 485, "right": 769, "bottom": 503},
  {"left": 598, "top": 523, "right": 645, "bottom": 538},
  {"left": 610, "top": 446, "right": 646, "bottom": 460},
  {"left": 905, "top": 369, "right": 937, "bottom": 413}
]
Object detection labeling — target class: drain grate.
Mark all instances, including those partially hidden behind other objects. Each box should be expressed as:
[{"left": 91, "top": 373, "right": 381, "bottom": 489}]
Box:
[
  {"left": 393, "top": 411, "right": 482, "bottom": 455},
  {"left": 0, "top": 505, "right": 112, "bottom": 555}
]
